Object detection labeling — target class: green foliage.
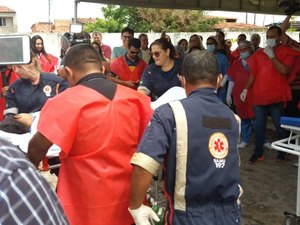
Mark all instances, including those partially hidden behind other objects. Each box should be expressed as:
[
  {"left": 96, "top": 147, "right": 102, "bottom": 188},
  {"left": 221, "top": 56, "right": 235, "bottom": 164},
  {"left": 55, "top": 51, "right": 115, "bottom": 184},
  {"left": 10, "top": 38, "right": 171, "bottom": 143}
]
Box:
[{"left": 84, "top": 5, "right": 223, "bottom": 32}]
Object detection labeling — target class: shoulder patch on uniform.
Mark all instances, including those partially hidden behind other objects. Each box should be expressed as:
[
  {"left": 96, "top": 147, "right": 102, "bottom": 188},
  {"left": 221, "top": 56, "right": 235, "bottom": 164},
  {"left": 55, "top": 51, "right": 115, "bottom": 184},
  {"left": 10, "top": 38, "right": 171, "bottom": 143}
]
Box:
[
  {"left": 43, "top": 85, "right": 52, "bottom": 97},
  {"left": 208, "top": 132, "right": 229, "bottom": 159},
  {"left": 203, "top": 116, "right": 232, "bottom": 130}
]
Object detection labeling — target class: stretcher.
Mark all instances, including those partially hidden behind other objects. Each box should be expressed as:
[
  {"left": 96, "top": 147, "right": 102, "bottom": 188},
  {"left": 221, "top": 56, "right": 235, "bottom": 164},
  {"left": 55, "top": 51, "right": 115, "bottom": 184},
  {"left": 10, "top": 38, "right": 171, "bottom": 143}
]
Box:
[
  {"left": 271, "top": 117, "right": 300, "bottom": 225},
  {"left": 0, "top": 130, "right": 61, "bottom": 170}
]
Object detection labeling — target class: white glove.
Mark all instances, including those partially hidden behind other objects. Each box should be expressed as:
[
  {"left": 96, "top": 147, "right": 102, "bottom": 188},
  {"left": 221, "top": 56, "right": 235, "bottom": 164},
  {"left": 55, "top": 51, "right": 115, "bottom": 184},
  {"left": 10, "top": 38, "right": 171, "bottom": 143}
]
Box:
[
  {"left": 240, "top": 89, "right": 248, "bottom": 102},
  {"left": 128, "top": 204, "right": 160, "bottom": 225},
  {"left": 220, "top": 74, "right": 228, "bottom": 87},
  {"left": 226, "top": 95, "right": 232, "bottom": 106},
  {"left": 263, "top": 46, "right": 275, "bottom": 59},
  {"left": 226, "top": 81, "right": 234, "bottom": 106}
]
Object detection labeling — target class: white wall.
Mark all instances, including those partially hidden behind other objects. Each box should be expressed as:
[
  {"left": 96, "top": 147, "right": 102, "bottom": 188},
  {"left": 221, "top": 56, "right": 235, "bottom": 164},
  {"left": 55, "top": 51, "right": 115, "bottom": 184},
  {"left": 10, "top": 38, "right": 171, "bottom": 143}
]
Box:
[{"left": 27, "top": 31, "right": 300, "bottom": 58}]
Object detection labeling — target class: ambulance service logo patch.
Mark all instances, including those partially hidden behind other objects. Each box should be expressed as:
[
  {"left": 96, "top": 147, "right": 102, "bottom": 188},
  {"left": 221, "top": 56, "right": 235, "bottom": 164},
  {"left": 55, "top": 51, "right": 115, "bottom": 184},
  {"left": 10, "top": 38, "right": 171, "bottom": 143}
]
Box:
[
  {"left": 43, "top": 85, "right": 52, "bottom": 97},
  {"left": 208, "top": 132, "right": 229, "bottom": 168}
]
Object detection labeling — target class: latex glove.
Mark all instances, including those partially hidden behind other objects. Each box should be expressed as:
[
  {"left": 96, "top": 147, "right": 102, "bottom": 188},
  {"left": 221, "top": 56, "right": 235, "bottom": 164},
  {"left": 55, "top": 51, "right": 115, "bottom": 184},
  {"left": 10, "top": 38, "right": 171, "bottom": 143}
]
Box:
[
  {"left": 263, "top": 46, "right": 275, "bottom": 59},
  {"left": 240, "top": 89, "right": 248, "bottom": 102},
  {"left": 129, "top": 205, "right": 160, "bottom": 225},
  {"left": 226, "top": 96, "right": 232, "bottom": 106},
  {"left": 226, "top": 81, "right": 234, "bottom": 106},
  {"left": 220, "top": 74, "right": 228, "bottom": 87}
]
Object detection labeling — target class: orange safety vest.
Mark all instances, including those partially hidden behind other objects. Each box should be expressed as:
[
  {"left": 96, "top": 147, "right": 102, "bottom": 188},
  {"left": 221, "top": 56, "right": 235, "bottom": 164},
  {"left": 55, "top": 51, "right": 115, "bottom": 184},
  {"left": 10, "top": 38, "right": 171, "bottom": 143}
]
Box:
[{"left": 38, "top": 83, "right": 153, "bottom": 225}]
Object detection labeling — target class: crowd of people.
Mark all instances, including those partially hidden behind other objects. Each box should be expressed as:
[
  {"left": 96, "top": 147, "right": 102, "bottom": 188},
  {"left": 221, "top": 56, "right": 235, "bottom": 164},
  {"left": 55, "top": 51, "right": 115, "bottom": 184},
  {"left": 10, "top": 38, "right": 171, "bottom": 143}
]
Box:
[{"left": 0, "top": 14, "right": 299, "bottom": 225}]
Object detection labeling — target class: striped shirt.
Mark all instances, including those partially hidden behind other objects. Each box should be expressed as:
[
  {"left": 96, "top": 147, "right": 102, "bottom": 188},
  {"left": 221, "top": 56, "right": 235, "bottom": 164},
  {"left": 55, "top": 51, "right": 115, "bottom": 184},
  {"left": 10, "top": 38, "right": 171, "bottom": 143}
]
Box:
[{"left": 0, "top": 138, "right": 69, "bottom": 225}]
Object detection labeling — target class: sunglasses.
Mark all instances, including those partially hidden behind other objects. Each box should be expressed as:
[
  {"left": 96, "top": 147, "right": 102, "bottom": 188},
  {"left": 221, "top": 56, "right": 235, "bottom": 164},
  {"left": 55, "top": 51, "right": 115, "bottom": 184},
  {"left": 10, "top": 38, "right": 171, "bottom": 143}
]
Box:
[
  {"left": 129, "top": 50, "right": 140, "bottom": 55},
  {"left": 151, "top": 51, "right": 161, "bottom": 57}
]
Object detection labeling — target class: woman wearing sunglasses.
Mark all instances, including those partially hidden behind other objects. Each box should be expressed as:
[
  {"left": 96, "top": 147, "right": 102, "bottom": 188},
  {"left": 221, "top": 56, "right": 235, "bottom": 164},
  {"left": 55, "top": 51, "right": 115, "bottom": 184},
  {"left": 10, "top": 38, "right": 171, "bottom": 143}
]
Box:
[{"left": 138, "top": 38, "right": 182, "bottom": 101}]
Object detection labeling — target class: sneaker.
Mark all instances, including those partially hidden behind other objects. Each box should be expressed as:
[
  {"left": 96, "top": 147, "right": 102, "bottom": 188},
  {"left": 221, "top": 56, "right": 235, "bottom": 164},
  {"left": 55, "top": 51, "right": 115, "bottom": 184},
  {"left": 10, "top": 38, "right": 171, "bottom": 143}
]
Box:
[
  {"left": 276, "top": 153, "right": 287, "bottom": 162},
  {"left": 263, "top": 142, "right": 273, "bottom": 150},
  {"left": 238, "top": 142, "right": 249, "bottom": 149},
  {"left": 248, "top": 154, "right": 265, "bottom": 165}
]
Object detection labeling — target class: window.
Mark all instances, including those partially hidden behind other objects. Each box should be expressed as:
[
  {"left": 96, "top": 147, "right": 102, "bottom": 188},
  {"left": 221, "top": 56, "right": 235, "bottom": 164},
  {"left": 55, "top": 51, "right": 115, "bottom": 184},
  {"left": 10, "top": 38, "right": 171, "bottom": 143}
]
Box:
[{"left": 0, "top": 18, "right": 7, "bottom": 27}]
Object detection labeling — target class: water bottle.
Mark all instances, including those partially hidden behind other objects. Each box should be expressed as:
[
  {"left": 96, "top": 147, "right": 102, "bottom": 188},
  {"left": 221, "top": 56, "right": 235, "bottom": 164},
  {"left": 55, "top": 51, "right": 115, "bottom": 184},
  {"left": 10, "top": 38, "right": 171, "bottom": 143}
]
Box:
[{"left": 152, "top": 204, "right": 165, "bottom": 225}]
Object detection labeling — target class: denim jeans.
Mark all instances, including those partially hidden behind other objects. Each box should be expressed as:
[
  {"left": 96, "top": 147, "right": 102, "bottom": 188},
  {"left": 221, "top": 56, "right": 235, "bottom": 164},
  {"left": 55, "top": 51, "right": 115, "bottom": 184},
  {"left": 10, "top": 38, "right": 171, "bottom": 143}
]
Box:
[
  {"left": 241, "top": 118, "right": 252, "bottom": 143},
  {"left": 254, "top": 102, "right": 288, "bottom": 157}
]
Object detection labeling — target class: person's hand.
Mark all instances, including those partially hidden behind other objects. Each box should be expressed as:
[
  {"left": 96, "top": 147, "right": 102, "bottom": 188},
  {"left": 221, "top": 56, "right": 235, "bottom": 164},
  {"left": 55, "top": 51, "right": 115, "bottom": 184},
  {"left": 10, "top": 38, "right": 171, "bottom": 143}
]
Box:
[
  {"left": 226, "top": 95, "right": 232, "bottom": 106},
  {"left": 220, "top": 75, "right": 228, "bottom": 87},
  {"left": 128, "top": 204, "right": 160, "bottom": 225},
  {"left": 123, "top": 80, "right": 138, "bottom": 88},
  {"left": 240, "top": 89, "right": 248, "bottom": 102},
  {"left": 1, "top": 86, "right": 9, "bottom": 97},
  {"left": 263, "top": 46, "right": 275, "bottom": 59}
]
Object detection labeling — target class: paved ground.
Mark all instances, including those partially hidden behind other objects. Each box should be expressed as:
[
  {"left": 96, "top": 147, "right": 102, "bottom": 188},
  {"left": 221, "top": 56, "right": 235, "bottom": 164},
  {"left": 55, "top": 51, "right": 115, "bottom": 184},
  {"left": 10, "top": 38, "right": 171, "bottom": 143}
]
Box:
[{"left": 40, "top": 125, "right": 299, "bottom": 225}]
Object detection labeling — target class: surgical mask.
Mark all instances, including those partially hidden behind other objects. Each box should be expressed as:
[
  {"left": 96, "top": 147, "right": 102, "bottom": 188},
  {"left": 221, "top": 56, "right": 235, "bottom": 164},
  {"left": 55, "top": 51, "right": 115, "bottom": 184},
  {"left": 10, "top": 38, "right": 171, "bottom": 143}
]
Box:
[
  {"left": 207, "top": 44, "right": 216, "bottom": 52},
  {"left": 266, "top": 38, "right": 277, "bottom": 48},
  {"left": 240, "top": 52, "right": 251, "bottom": 60}
]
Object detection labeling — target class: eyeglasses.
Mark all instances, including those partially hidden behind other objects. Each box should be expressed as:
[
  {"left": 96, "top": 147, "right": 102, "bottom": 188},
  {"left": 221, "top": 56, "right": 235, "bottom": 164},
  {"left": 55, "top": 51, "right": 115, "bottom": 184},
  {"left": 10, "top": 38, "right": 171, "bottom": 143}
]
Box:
[
  {"left": 129, "top": 50, "right": 140, "bottom": 55},
  {"left": 151, "top": 51, "right": 161, "bottom": 58},
  {"left": 122, "top": 35, "right": 133, "bottom": 39}
]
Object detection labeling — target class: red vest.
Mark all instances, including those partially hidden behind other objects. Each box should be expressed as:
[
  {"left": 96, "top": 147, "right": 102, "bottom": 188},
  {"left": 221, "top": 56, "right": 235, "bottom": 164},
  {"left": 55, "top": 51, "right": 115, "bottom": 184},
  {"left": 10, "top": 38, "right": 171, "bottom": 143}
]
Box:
[
  {"left": 38, "top": 84, "right": 153, "bottom": 225},
  {"left": 37, "top": 53, "right": 58, "bottom": 73},
  {"left": 110, "top": 56, "right": 147, "bottom": 84},
  {"left": 227, "top": 59, "right": 254, "bottom": 119},
  {"left": 247, "top": 45, "right": 300, "bottom": 105},
  {"left": 0, "top": 67, "right": 18, "bottom": 121}
]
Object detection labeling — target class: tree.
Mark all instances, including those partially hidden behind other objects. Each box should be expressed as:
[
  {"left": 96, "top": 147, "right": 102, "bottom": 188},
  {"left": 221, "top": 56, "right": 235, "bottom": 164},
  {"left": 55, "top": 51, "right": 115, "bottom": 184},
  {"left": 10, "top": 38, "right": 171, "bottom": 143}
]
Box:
[{"left": 84, "top": 5, "right": 223, "bottom": 33}]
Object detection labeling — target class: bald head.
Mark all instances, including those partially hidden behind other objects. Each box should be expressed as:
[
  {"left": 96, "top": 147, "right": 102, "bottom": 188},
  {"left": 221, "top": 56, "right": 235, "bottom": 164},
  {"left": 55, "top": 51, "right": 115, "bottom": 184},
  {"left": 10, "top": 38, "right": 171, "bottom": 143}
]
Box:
[{"left": 182, "top": 50, "right": 219, "bottom": 86}]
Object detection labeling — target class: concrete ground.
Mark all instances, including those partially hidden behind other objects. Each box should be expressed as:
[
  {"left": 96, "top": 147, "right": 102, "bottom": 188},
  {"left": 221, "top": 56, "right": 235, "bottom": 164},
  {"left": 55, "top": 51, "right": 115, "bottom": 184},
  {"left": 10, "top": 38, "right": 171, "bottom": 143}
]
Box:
[{"left": 40, "top": 125, "right": 299, "bottom": 225}]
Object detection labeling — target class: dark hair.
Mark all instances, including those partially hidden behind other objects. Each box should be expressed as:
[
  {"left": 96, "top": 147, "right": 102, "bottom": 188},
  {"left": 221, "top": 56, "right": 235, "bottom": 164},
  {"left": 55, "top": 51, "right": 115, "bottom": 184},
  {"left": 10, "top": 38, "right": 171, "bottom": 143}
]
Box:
[
  {"left": 121, "top": 27, "right": 134, "bottom": 36},
  {"left": 207, "top": 37, "right": 218, "bottom": 46},
  {"left": 0, "top": 115, "right": 27, "bottom": 134},
  {"left": 128, "top": 38, "right": 141, "bottom": 49},
  {"left": 139, "top": 33, "right": 148, "bottom": 39},
  {"left": 150, "top": 38, "right": 176, "bottom": 59},
  {"left": 238, "top": 33, "right": 247, "bottom": 40},
  {"left": 268, "top": 25, "right": 283, "bottom": 36},
  {"left": 64, "top": 44, "right": 102, "bottom": 71},
  {"left": 31, "top": 35, "right": 46, "bottom": 55},
  {"left": 182, "top": 50, "right": 219, "bottom": 85},
  {"left": 31, "top": 35, "right": 51, "bottom": 63},
  {"left": 91, "top": 41, "right": 105, "bottom": 61},
  {"left": 178, "top": 38, "right": 188, "bottom": 46},
  {"left": 216, "top": 30, "right": 226, "bottom": 45}
]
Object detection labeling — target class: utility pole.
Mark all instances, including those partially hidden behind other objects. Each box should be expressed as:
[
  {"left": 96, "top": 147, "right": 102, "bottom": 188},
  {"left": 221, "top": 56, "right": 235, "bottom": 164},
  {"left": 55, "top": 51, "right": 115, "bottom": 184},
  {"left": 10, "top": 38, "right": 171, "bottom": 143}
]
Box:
[{"left": 48, "top": 0, "right": 52, "bottom": 32}]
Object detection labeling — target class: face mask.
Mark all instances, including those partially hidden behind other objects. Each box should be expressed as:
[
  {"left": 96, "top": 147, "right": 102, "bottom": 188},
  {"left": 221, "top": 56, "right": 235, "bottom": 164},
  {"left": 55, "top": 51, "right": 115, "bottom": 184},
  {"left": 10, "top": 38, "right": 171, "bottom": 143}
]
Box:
[
  {"left": 240, "top": 52, "right": 250, "bottom": 60},
  {"left": 266, "top": 38, "right": 277, "bottom": 48},
  {"left": 207, "top": 44, "right": 216, "bottom": 52}
]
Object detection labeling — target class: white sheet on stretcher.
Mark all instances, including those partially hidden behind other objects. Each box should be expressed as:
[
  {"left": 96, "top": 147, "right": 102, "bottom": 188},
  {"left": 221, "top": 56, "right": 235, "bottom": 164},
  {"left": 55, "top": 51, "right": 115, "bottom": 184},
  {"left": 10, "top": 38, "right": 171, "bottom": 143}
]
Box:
[{"left": 0, "top": 130, "right": 60, "bottom": 157}]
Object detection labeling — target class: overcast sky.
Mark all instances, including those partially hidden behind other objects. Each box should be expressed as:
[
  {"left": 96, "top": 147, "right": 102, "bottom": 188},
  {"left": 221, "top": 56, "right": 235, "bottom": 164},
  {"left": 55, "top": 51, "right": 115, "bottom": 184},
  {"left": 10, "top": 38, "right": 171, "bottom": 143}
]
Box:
[{"left": 0, "top": 0, "right": 293, "bottom": 33}]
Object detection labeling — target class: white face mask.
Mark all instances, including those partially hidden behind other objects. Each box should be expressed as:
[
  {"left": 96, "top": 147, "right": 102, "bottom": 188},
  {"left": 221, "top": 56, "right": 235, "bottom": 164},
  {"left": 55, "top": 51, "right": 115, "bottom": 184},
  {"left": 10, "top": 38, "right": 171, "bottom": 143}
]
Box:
[{"left": 266, "top": 38, "right": 277, "bottom": 48}]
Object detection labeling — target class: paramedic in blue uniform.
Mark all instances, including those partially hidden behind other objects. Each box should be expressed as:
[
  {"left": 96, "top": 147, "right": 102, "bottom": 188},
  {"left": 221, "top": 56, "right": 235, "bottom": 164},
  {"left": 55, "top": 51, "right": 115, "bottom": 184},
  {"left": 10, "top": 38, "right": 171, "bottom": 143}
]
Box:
[
  {"left": 138, "top": 38, "right": 182, "bottom": 101},
  {"left": 129, "top": 50, "right": 242, "bottom": 225},
  {"left": 5, "top": 53, "right": 68, "bottom": 115}
]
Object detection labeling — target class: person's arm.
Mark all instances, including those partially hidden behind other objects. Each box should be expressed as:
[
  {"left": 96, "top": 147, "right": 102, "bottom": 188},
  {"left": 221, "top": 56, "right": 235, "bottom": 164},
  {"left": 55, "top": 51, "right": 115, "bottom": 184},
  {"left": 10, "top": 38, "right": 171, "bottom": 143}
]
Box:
[
  {"left": 281, "top": 15, "right": 291, "bottom": 33},
  {"left": 240, "top": 74, "right": 255, "bottom": 102},
  {"left": 129, "top": 165, "right": 154, "bottom": 209},
  {"left": 107, "top": 74, "right": 137, "bottom": 88},
  {"left": 28, "top": 132, "right": 53, "bottom": 168}
]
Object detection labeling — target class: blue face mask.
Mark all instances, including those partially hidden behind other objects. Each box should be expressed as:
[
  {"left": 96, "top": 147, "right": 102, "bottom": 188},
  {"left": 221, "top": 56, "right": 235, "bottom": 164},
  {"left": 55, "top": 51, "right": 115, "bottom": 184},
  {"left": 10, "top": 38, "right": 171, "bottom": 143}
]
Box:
[
  {"left": 206, "top": 44, "right": 216, "bottom": 52},
  {"left": 240, "top": 52, "right": 250, "bottom": 60}
]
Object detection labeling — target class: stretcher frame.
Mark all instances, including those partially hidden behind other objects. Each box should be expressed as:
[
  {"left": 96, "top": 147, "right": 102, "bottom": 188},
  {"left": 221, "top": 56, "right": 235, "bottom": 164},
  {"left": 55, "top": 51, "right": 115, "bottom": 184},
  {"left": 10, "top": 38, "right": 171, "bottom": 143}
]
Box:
[{"left": 271, "top": 121, "right": 300, "bottom": 221}]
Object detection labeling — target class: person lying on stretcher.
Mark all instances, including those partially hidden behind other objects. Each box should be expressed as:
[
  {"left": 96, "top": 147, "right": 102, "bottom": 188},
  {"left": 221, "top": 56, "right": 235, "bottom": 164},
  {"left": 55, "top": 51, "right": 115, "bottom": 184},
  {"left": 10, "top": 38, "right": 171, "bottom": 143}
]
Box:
[{"left": 0, "top": 112, "right": 60, "bottom": 176}]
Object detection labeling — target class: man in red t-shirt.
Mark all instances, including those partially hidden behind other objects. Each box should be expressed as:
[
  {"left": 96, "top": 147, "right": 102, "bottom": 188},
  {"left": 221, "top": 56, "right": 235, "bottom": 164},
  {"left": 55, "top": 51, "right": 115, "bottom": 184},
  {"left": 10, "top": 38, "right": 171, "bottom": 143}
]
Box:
[{"left": 240, "top": 26, "right": 300, "bottom": 164}]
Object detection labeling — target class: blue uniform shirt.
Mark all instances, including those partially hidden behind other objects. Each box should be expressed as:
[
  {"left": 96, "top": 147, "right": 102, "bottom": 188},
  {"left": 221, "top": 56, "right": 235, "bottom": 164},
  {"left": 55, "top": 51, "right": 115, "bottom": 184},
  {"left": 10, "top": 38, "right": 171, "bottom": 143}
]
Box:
[
  {"left": 138, "top": 59, "right": 182, "bottom": 101},
  {"left": 6, "top": 73, "right": 68, "bottom": 113},
  {"left": 135, "top": 88, "right": 240, "bottom": 209}
]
